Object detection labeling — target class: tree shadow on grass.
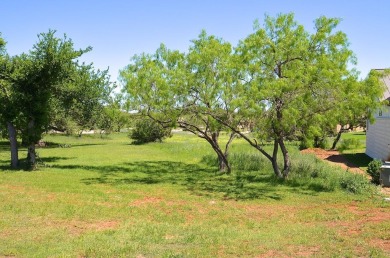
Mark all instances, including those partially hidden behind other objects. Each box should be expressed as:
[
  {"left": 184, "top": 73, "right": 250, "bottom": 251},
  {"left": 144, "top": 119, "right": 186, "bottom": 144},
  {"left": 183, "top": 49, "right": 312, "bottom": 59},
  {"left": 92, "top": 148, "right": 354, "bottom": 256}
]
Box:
[
  {"left": 0, "top": 156, "right": 73, "bottom": 171},
  {"left": 342, "top": 152, "right": 372, "bottom": 169},
  {"left": 36, "top": 142, "right": 107, "bottom": 149},
  {"left": 0, "top": 141, "right": 11, "bottom": 152},
  {"left": 51, "top": 160, "right": 326, "bottom": 200}
]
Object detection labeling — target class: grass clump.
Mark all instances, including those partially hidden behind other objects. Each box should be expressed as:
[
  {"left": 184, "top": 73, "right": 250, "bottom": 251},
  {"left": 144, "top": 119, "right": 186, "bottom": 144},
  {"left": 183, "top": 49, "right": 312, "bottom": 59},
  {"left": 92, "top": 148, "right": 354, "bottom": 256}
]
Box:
[
  {"left": 340, "top": 173, "right": 374, "bottom": 194},
  {"left": 337, "top": 138, "right": 362, "bottom": 153},
  {"left": 288, "top": 152, "right": 375, "bottom": 194}
]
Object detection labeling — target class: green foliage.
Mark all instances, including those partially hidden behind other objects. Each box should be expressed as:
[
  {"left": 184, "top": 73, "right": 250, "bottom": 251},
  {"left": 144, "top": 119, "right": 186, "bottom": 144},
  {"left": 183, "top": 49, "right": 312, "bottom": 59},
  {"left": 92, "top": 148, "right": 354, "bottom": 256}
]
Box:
[
  {"left": 340, "top": 173, "right": 374, "bottom": 194},
  {"left": 200, "top": 147, "right": 375, "bottom": 195},
  {"left": 129, "top": 117, "right": 171, "bottom": 144},
  {"left": 0, "top": 30, "right": 113, "bottom": 167},
  {"left": 337, "top": 138, "right": 362, "bottom": 152},
  {"left": 120, "top": 32, "right": 237, "bottom": 172},
  {"left": 120, "top": 13, "right": 384, "bottom": 178},
  {"left": 367, "top": 159, "right": 382, "bottom": 185}
]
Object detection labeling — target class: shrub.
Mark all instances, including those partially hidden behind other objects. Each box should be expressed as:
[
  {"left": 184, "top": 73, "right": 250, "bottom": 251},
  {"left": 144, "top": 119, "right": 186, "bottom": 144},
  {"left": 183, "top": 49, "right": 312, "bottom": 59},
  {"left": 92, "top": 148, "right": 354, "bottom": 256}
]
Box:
[
  {"left": 129, "top": 118, "right": 171, "bottom": 144},
  {"left": 337, "top": 138, "right": 361, "bottom": 152},
  {"left": 367, "top": 159, "right": 382, "bottom": 185},
  {"left": 340, "top": 173, "right": 373, "bottom": 194}
]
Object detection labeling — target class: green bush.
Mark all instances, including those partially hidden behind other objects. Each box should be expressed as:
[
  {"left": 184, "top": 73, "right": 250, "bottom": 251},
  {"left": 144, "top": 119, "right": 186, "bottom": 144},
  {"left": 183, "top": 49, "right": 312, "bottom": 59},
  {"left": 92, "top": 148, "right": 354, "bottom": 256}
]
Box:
[
  {"left": 129, "top": 118, "right": 171, "bottom": 144},
  {"left": 367, "top": 159, "right": 382, "bottom": 185},
  {"left": 340, "top": 173, "right": 373, "bottom": 194},
  {"left": 337, "top": 138, "right": 362, "bottom": 152}
]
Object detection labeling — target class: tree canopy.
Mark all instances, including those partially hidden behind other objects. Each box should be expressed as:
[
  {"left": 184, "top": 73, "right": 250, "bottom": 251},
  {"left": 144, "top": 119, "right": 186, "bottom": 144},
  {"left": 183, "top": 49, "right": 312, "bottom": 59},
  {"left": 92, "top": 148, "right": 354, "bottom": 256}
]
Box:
[
  {"left": 120, "top": 33, "right": 238, "bottom": 173},
  {"left": 121, "top": 13, "right": 385, "bottom": 178},
  {"left": 0, "top": 30, "right": 113, "bottom": 168}
]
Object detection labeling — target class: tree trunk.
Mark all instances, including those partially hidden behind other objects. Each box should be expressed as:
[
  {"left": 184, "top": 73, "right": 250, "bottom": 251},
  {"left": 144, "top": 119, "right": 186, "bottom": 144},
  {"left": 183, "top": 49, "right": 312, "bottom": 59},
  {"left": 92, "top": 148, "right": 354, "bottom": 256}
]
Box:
[
  {"left": 331, "top": 128, "right": 343, "bottom": 150},
  {"left": 27, "top": 143, "right": 36, "bottom": 168},
  {"left": 279, "top": 138, "right": 291, "bottom": 178},
  {"left": 211, "top": 131, "right": 231, "bottom": 174},
  {"left": 26, "top": 119, "right": 37, "bottom": 168},
  {"left": 217, "top": 152, "right": 231, "bottom": 174},
  {"left": 7, "top": 122, "right": 18, "bottom": 169},
  {"left": 271, "top": 140, "right": 283, "bottom": 178}
]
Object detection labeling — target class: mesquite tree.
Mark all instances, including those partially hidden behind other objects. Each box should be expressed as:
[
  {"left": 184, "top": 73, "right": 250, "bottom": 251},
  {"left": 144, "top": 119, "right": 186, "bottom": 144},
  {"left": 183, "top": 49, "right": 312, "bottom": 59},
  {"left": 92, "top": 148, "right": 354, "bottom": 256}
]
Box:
[
  {"left": 121, "top": 33, "right": 237, "bottom": 173},
  {"left": 209, "top": 14, "right": 361, "bottom": 178}
]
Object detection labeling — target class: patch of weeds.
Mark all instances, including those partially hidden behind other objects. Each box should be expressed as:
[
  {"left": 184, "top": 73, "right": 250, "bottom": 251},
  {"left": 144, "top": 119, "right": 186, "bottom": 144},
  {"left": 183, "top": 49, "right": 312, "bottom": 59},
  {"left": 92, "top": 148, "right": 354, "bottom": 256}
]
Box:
[
  {"left": 338, "top": 138, "right": 362, "bottom": 153},
  {"left": 340, "top": 173, "right": 374, "bottom": 194}
]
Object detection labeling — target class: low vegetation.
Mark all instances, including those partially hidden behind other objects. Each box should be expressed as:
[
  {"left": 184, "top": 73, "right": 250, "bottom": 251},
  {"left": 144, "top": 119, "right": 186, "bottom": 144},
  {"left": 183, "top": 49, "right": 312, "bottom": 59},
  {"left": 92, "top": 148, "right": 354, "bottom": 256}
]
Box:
[
  {"left": 0, "top": 132, "right": 389, "bottom": 257},
  {"left": 129, "top": 117, "right": 172, "bottom": 144},
  {"left": 367, "top": 159, "right": 383, "bottom": 185}
]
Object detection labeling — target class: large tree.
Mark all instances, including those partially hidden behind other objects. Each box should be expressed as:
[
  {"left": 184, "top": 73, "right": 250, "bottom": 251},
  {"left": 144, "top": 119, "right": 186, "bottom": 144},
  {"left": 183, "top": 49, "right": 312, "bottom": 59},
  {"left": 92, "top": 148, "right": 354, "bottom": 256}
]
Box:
[
  {"left": 1, "top": 30, "right": 112, "bottom": 168},
  {"left": 121, "top": 33, "right": 237, "bottom": 173},
  {"left": 207, "top": 14, "right": 361, "bottom": 178},
  {"left": 0, "top": 35, "right": 21, "bottom": 168}
]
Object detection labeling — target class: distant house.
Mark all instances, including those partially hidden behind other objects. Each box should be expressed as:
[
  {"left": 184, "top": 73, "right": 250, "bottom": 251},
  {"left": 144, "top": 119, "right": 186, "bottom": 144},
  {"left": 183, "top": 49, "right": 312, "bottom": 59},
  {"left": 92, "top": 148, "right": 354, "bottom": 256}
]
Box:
[{"left": 366, "top": 69, "right": 390, "bottom": 161}]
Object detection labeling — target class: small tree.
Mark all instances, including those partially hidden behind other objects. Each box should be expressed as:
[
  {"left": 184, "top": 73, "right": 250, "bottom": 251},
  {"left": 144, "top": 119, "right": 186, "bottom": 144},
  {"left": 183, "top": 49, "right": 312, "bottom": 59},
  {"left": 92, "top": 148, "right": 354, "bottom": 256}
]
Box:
[{"left": 329, "top": 71, "right": 386, "bottom": 150}]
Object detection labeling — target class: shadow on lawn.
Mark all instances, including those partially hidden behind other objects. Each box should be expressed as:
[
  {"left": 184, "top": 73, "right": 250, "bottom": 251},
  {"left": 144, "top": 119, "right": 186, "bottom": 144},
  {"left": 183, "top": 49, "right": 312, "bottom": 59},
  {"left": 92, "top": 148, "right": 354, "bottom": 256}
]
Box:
[
  {"left": 342, "top": 152, "right": 372, "bottom": 169},
  {"left": 0, "top": 156, "right": 73, "bottom": 171},
  {"left": 51, "top": 161, "right": 324, "bottom": 200},
  {"left": 0, "top": 141, "right": 11, "bottom": 152}
]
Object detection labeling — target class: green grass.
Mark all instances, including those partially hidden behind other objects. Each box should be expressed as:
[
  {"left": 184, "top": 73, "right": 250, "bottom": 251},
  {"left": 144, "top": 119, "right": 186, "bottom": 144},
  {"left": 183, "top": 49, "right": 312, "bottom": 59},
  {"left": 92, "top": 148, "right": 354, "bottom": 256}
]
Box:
[{"left": 0, "top": 132, "right": 389, "bottom": 257}]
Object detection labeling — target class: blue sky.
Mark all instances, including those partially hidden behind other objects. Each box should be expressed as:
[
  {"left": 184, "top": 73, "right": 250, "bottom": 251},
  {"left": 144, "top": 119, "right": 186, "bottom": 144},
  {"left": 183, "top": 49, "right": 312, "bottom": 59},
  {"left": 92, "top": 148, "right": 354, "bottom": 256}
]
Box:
[{"left": 2, "top": 0, "right": 390, "bottom": 82}]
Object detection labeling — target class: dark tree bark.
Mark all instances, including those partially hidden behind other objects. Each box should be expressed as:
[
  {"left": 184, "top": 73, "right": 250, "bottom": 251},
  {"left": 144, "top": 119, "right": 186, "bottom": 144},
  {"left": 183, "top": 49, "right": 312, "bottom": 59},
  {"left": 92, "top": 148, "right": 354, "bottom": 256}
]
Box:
[
  {"left": 331, "top": 124, "right": 353, "bottom": 150},
  {"left": 279, "top": 138, "right": 291, "bottom": 178},
  {"left": 177, "top": 120, "right": 233, "bottom": 174},
  {"left": 26, "top": 119, "right": 37, "bottom": 168},
  {"left": 7, "top": 122, "right": 18, "bottom": 169},
  {"left": 27, "top": 143, "right": 36, "bottom": 168},
  {"left": 331, "top": 129, "right": 342, "bottom": 150}
]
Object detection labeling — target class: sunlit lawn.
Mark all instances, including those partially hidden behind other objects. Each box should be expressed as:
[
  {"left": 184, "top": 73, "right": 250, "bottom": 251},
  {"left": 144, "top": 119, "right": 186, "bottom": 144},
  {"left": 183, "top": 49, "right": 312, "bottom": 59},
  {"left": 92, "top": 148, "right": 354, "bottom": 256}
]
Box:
[{"left": 0, "top": 132, "right": 389, "bottom": 257}]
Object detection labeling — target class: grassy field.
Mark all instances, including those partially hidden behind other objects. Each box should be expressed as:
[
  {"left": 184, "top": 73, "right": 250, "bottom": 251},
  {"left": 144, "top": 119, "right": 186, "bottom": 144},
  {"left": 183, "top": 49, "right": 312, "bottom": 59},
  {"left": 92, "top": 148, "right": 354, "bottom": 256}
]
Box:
[{"left": 0, "top": 132, "right": 389, "bottom": 257}]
